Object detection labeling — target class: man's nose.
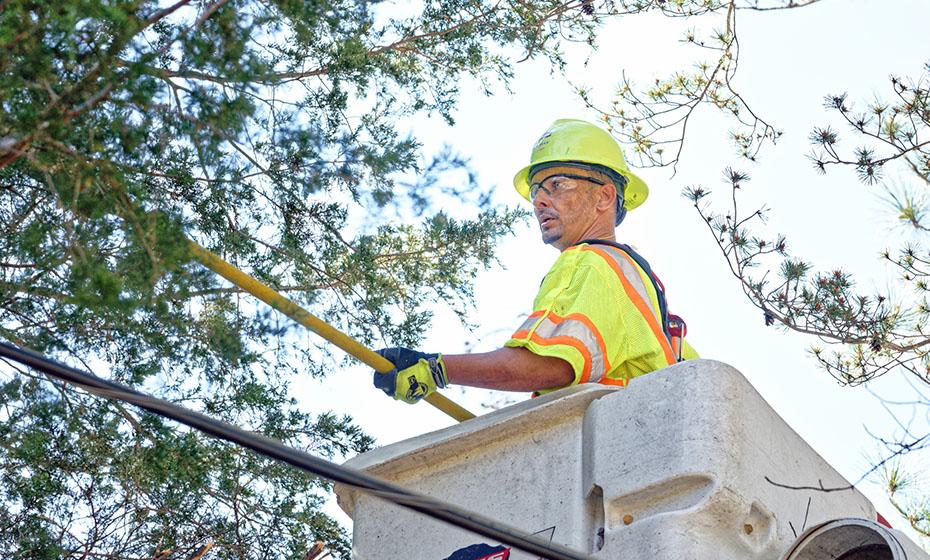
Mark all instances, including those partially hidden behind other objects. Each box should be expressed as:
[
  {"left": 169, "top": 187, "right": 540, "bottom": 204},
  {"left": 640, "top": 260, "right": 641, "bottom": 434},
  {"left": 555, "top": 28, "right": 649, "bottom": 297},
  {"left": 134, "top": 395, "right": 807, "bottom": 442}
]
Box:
[{"left": 533, "top": 192, "right": 551, "bottom": 210}]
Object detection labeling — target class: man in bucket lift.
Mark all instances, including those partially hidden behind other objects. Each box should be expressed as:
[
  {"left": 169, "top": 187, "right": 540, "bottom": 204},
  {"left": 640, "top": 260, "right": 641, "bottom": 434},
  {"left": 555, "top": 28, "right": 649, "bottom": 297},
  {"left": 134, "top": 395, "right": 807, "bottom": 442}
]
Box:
[{"left": 372, "top": 119, "right": 698, "bottom": 404}]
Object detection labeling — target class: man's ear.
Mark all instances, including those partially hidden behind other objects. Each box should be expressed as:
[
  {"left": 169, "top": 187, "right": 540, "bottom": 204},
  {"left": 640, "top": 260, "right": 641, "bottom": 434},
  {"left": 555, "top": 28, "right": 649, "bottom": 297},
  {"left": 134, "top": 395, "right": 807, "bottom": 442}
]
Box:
[{"left": 595, "top": 183, "right": 617, "bottom": 213}]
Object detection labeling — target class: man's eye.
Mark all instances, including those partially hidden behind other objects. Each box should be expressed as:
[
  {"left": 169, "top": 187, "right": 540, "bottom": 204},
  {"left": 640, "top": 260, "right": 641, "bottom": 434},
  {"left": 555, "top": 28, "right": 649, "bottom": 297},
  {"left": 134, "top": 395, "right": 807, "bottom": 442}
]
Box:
[{"left": 549, "top": 180, "right": 565, "bottom": 190}]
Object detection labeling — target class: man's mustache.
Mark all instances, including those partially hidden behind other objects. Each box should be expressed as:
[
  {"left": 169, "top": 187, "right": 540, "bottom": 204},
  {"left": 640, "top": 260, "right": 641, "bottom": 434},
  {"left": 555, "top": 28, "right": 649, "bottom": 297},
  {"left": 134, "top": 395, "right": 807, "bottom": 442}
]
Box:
[{"left": 536, "top": 210, "right": 559, "bottom": 222}]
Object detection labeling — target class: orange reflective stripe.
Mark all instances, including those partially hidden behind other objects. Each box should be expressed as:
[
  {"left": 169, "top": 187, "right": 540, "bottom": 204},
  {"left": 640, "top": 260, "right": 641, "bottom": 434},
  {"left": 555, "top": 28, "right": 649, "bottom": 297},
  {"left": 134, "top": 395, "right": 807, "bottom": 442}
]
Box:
[
  {"left": 598, "top": 377, "right": 629, "bottom": 387},
  {"left": 543, "top": 310, "right": 611, "bottom": 376},
  {"left": 583, "top": 246, "right": 676, "bottom": 366},
  {"left": 527, "top": 331, "right": 593, "bottom": 383},
  {"left": 511, "top": 310, "right": 545, "bottom": 335},
  {"left": 512, "top": 309, "right": 607, "bottom": 383},
  {"left": 512, "top": 329, "right": 593, "bottom": 384}
]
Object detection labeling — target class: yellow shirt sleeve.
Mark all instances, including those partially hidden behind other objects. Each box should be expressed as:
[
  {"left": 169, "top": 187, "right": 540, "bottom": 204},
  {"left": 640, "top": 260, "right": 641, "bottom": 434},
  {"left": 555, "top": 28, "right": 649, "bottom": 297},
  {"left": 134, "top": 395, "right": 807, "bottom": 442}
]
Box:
[{"left": 505, "top": 252, "right": 618, "bottom": 387}]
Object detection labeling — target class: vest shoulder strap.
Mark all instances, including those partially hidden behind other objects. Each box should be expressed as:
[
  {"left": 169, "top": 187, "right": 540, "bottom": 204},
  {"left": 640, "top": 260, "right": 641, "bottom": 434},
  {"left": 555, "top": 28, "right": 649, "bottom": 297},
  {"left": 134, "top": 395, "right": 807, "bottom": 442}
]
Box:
[{"left": 576, "top": 239, "right": 687, "bottom": 362}]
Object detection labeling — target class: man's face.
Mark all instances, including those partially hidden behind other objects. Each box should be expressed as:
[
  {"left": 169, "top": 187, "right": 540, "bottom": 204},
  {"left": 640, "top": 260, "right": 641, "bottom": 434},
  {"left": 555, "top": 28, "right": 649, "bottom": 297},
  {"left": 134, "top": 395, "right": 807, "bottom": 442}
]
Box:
[{"left": 531, "top": 174, "right": 604, "bottom": 251}]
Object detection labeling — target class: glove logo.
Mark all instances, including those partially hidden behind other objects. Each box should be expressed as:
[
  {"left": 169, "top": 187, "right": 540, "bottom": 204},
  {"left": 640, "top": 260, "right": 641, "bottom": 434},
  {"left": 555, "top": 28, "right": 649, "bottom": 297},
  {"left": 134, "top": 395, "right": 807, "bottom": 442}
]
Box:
[
  {"left": 372, "top": 348, "right": 445, "bottom": 405},
  {"left": 405, "top": 374, "right": 428, "bottom": 401}
]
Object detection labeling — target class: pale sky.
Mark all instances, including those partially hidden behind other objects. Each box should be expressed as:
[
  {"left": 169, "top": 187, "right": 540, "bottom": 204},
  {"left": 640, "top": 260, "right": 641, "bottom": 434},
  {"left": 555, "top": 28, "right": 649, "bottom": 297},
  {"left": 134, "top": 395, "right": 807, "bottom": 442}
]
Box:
[{"left": 299, "top": 0, "right": 930, "bottom": 546}]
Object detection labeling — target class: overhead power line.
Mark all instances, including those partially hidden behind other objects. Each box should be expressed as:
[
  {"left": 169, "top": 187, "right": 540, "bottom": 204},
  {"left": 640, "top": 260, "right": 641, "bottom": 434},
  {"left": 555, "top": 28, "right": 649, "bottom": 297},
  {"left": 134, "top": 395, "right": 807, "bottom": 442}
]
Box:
[{"left": 0, "top": 341, "right": 593, "bottom": 560}]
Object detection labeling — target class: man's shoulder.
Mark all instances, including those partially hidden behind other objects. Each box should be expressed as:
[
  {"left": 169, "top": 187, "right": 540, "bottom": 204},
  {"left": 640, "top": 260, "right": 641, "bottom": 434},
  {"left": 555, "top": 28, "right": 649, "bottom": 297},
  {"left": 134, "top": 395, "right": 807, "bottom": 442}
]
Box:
[
  {"left": 543, "top": 243, "right": 625, "bottom": 282},
  {"left": 559, "top": 241, "right": 640, "bottom": 267},
  {"left": 548, "top": 244, "right": 603, "bottom": 269},
  {"left": 547, "top": 242, "right": 656, "bottom": 289}
]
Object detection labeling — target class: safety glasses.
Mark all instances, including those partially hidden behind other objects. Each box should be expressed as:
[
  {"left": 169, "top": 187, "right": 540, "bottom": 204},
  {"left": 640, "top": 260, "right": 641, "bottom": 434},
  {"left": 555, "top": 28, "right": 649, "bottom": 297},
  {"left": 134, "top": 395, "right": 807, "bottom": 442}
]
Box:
[{"left": 529, "top": 174, "right": 606, "bottom": 201}]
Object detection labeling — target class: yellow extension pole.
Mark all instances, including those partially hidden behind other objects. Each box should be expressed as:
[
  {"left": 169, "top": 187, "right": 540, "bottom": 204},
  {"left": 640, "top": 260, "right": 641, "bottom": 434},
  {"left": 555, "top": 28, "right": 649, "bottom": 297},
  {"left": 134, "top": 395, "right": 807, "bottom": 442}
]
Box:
[{"left": 187, "top": 239, "right": 476, "bottom": 422}]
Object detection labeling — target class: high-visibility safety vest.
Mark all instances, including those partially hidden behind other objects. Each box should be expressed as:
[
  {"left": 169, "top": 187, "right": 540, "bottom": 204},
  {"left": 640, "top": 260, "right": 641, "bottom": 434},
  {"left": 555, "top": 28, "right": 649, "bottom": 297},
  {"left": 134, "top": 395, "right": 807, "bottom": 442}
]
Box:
[{"left": 505, "top": 240, "right": 698, "bottom": 389}]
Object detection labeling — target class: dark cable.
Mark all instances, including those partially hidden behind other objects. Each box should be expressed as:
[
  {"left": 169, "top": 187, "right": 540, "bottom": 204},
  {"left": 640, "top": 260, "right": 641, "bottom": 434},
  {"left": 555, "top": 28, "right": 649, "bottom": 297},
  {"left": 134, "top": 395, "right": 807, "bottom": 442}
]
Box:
[{"left": 0, "top": 341, "right": 593, "bottom": 560}]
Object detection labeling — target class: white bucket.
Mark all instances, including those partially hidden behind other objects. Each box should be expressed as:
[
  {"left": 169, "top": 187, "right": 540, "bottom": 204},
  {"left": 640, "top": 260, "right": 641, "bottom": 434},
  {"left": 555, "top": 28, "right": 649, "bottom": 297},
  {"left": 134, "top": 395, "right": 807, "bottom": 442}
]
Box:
[{"left": 782, "top": 518, "right": 927, "bottom": 560}]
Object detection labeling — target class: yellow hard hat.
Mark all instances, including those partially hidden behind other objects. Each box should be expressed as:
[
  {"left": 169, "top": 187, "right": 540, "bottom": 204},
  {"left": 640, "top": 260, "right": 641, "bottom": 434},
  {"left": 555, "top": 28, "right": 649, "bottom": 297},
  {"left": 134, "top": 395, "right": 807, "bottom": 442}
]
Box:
[{"left": 513, "top": 119, "right": 648, "bottom": 211}]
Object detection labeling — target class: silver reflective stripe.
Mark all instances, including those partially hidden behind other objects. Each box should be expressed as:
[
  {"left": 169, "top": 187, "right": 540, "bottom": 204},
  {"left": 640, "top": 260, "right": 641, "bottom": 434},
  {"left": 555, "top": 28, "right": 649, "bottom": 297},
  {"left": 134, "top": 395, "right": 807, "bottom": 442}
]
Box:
[
  {"left": 514, "top": 314, "right": 542, "bottom": 333},
  {"left": 522, "top": 313, "right": 606, "bottom": 383},
  {"left": 586, "top": 245, "right": 671, "bottom": 346}
]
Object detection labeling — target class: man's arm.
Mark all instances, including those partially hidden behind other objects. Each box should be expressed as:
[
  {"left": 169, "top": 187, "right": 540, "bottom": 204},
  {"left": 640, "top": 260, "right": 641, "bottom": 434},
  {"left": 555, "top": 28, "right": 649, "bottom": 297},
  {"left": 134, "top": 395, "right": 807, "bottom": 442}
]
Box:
[
  {"left": 371, "top": 346, "right": 575, "bottom": 404},
  {"left": 443, "top": 347, "right": 574, "bottom": 392}
]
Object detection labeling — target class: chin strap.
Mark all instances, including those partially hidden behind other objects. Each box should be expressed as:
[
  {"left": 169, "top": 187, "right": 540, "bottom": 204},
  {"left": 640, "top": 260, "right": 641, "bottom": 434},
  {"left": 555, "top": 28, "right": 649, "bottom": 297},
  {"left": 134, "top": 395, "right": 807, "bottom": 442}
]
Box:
[
  {"left": 613, "top": 174, "right": 628, "bottom": 226},
  {"left": 615, "top": 197, "right": 627, "bottom": 226}
]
